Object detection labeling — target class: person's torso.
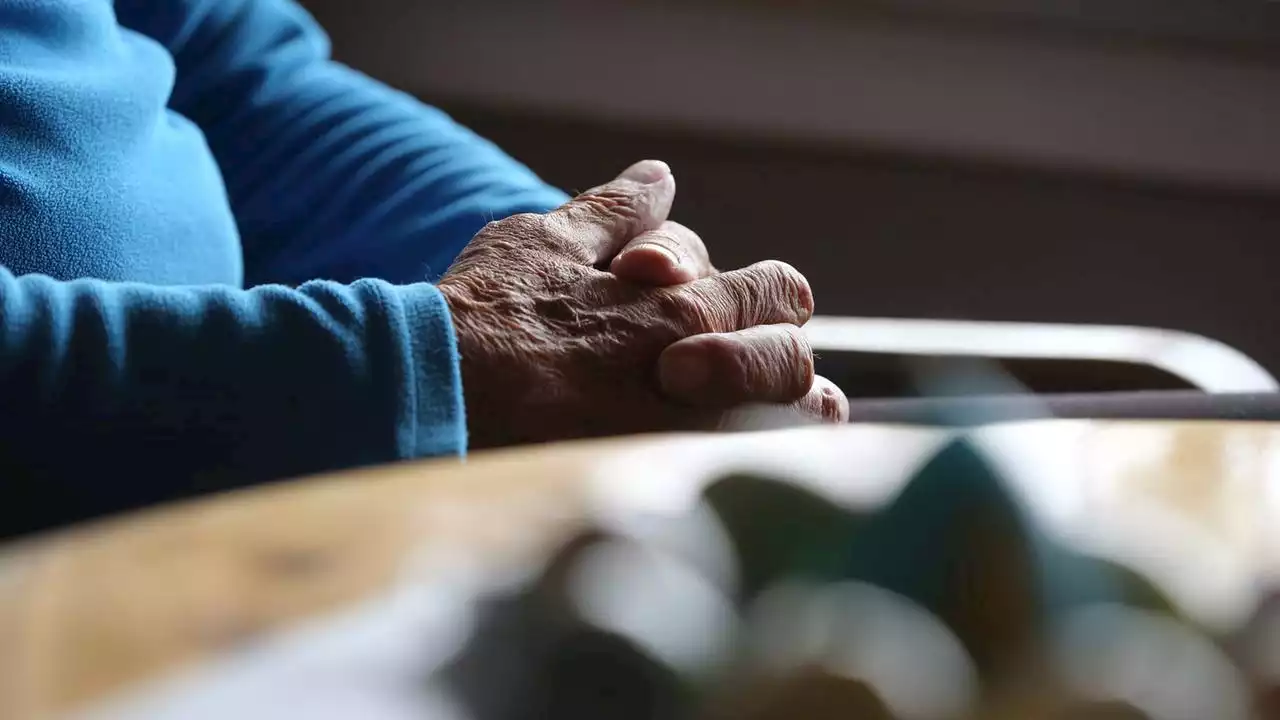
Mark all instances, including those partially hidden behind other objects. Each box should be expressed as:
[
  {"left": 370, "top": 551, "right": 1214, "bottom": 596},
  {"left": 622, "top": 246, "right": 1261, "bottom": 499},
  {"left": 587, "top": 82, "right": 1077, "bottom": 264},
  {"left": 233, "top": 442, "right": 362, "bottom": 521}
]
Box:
[{"left": 0, "top": 0, "right": 242, "bottom": 287}]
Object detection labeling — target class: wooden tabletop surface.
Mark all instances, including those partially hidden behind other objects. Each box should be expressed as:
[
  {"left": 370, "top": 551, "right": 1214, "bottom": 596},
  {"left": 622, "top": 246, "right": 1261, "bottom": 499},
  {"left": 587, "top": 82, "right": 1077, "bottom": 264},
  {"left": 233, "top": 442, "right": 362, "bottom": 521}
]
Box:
[{"left": 4, "top": 419, "right": 1280, "bottom": 719}]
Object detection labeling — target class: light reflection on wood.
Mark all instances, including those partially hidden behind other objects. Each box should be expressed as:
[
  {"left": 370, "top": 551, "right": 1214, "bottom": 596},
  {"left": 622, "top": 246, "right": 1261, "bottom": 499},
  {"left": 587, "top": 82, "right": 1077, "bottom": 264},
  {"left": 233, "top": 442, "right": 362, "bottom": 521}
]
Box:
[{"left": 3, "top": 420, "right": 1280, "bottom": 718}]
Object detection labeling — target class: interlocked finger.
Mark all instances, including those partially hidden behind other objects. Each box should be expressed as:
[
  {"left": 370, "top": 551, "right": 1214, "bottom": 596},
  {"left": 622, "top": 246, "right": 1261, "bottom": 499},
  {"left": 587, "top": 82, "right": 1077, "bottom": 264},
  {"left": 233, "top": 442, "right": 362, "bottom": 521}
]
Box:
[
  {"left": 611, "top": 220, "right": 714, "bottom": 285},
  {"left": 545, "top": 159, "right": 675, "bottom": 265},
  {"left": 652, "top": 260, "right": 814, "bottom": 335},
  {"left": 658, "top": 323, "right": 815, "bottom": 407}
]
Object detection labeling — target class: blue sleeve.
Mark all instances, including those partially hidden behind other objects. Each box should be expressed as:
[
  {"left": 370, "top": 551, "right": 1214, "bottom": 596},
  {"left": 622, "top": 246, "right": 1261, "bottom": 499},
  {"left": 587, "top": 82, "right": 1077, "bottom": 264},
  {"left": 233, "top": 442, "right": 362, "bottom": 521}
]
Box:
[
  {"left": 114, "top": 0, "right": 571, "bottom": 286},
  {"left": 0, "top": 269, "right": 465, "bottom": 536},
  {"left": 0, "top": 2, "right": 470, "bottom": 537}
]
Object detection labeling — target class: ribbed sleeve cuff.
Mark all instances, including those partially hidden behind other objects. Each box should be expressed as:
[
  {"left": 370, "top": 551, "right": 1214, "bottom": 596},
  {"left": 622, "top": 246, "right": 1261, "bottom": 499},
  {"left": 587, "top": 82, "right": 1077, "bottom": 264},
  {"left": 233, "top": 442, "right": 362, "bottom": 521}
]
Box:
[{"left": 398, "top": 281, "right": 467, "bottom": 458}]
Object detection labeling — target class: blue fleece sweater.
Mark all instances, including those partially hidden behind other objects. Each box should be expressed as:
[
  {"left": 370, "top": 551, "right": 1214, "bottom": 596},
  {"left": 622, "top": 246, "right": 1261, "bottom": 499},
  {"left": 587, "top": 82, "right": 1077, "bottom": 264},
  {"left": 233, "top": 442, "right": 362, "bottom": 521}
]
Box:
[{"left": 0, "top": 0, "right": 569, "bottom": 534}]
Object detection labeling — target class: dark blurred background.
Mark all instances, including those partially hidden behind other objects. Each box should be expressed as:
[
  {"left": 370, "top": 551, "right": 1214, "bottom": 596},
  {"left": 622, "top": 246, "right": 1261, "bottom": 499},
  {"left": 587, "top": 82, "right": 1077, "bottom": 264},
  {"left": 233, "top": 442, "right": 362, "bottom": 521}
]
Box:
[{"left": 297, "top": 0, "right": 1280, "bottom": 377}]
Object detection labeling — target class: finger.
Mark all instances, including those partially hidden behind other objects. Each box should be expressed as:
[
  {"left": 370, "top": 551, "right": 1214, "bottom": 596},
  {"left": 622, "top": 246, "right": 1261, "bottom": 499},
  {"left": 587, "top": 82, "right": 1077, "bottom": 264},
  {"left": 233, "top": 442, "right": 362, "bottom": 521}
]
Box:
[
  {"left": 791, "top": 375, "right": 849, "bottom": 424},
  {"left": 658, "top": 324, "right": 814, "bottom": 407},
  {"left": 610, "top": 221, "right": 714, "bottom": 286},
  {"left": 655, "top": 260, "right": 814, "bottom": 334},
  {"left": 546, "top": 159, "right": 676, "bottom": 265}
]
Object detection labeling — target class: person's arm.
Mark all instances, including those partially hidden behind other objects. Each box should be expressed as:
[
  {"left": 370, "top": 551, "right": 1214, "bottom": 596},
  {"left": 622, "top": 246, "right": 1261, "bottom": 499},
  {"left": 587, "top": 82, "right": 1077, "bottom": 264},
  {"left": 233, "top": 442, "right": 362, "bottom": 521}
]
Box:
[
  {"left": 0, "top": 1, "right": 467, "bottom": 538},
  {"left": 114, "top": 0, "right": 570, "bottom": 287},
  {"left": 0, "top": 269, "right": 464, "bottom": 537}
]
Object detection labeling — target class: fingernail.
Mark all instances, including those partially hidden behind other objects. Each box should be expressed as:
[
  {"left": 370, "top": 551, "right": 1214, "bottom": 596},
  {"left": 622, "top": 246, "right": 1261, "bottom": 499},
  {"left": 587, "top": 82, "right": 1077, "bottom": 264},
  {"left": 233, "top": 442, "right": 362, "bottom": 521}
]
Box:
[
  {"left": 624, "top": 242, "right": 681, "bottom": 267},
  {"left": 796, "top": 278, "right": 815, "bottom": 320},
  {"left": 619, "top": 159, "right": 671, "bottom": 184},
  {"left": 820, "top": 383, "right": 849, "bottom": 423},
  {"left": 662, "top": 352, "right": 708, "bottom": 397}
]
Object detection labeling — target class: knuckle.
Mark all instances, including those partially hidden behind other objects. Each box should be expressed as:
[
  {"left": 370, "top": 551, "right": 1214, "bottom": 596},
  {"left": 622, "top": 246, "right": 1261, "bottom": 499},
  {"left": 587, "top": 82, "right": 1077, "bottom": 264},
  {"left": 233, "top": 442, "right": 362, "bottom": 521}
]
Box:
[
  {"left": 715, "top": 272, "right": 760, "bottom": 328},
  {"left": 497, "top": 212, "right": 548, "bottom": 238},
  {"left": 533, "top": 293, "right": 586, "bottom": 326},
  {"left": 757, "top": 259, "right": 800, "bottom": 293},
  {"left": 479, "top": 212, "right": 558, "bottom": 253},
  {"left": 756, "top": 260, "right": 812, "bottom": 322},
  {"left": 714, "top": 267, "right": 747, "bottom": 299},
  {"left": 573, "top": 185, "right": 644, "bottom": 227},
  {"left": 526, "top": 213, "right": 595, "bottom": 263},
  {"left": 654, "top": 289, "right": 715, "bottom": 332},
  {"left": 781, "top": 326, "right": 815, "bottom": 391}
]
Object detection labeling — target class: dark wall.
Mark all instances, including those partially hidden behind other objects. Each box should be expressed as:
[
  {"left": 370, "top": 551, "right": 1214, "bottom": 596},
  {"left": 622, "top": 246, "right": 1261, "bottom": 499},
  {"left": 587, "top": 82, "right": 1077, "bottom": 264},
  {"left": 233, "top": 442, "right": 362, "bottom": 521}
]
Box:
[
  {"left": 295, "top": 0, "right": 1280, "bottom": 376},
  {"left": 445, "top": 104, "right": 1280, "bottom": 373}
]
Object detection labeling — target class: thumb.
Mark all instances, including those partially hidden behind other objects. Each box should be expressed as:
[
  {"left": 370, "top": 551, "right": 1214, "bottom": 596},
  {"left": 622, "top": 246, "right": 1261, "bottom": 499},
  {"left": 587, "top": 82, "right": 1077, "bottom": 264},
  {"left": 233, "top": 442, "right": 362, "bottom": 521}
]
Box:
[{"left": 547, "top": 159, "right": 675, "bottom": 265}]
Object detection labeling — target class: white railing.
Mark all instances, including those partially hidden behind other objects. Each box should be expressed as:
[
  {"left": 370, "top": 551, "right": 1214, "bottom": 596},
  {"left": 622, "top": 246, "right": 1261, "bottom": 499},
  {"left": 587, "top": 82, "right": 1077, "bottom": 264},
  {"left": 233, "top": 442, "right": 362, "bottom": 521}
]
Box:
[{"left": 804, "top": 316, "right": 1279, "bottom": 394}]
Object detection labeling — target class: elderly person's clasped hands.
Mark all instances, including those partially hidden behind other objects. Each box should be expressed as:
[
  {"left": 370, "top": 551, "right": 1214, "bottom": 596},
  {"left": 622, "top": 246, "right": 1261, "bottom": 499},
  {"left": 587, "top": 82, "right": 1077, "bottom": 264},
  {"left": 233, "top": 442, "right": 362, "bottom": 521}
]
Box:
[{"left": 439, "top": 160, "right": 848, "bottom": 448}]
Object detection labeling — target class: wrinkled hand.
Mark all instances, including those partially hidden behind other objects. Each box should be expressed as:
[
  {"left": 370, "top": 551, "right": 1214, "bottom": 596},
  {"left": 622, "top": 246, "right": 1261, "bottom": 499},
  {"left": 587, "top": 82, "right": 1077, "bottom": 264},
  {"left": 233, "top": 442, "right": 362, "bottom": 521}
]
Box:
[{"left": 439, "top": 161, "right": 847, "bottom": 449}]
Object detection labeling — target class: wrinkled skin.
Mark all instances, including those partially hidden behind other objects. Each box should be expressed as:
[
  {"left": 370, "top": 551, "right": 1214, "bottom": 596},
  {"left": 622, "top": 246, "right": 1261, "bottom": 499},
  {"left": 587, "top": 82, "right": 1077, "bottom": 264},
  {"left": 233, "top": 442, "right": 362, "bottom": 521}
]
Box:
[{"left": 439, "top": 161, "right": 848, "bottom": 449}]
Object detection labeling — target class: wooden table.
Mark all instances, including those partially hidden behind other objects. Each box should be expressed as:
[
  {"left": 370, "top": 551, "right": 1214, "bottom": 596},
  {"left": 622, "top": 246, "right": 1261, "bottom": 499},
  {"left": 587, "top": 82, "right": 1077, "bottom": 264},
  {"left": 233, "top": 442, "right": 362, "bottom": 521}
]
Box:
[{"left": 4, "top": 420, "right": 1280, "bottom": 719}]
